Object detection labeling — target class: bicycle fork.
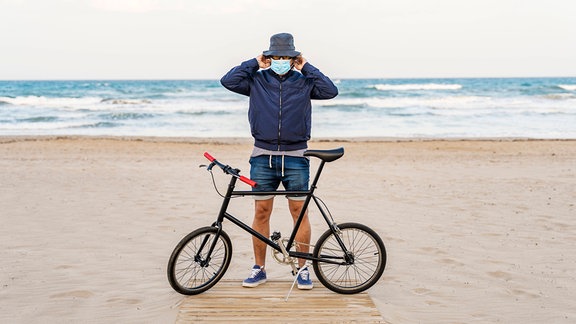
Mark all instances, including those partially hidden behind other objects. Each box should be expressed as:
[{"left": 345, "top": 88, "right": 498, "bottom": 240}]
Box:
[
  {"left": 329, "top": 223, "right": 355, "bottom": 264},
  {"left": 195, "top": 224, "right": 223, "bottom": 267},
  {"left": 314, "top": 197, "right": 356, "bottom": 266},
  {"left": 196, "top": 175, "right": 237, "bottom": 267}
]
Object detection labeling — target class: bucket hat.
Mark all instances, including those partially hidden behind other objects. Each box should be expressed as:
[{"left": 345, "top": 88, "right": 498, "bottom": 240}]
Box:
[{"left": 262, "top": 33, "right": 301, "bottom": 57}]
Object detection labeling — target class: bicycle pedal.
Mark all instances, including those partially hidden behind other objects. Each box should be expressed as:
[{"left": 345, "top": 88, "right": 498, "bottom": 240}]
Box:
[{"left": 271, "top": 231, "right": 281, "bottom": 241}]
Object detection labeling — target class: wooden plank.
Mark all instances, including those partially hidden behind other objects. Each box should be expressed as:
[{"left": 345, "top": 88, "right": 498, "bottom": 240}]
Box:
[{"left": 176, "top": 280, "right": 386, "bottom": 323}]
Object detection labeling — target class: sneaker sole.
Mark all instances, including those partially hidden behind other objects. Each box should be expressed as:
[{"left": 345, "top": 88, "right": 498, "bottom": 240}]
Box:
[
  {"left": 297, "top": 283, "right": 313, "bottom": 290},
  {"left": 242, "top": 279, "right": 267, "bottom": 288}
]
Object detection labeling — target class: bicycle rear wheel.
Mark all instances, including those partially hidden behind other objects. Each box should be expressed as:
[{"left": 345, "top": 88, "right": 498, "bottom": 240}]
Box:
[
  {"left": 313, "top": 223, "right": 386, "bottom": 294},
  {"left": 167, "top": 226, "right": 232, "bottom": 295}
]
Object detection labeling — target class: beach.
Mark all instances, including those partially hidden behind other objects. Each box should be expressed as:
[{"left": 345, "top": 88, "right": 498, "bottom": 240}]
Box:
[{"left": 1, "top": 137, "right": 575, "bottom": 323}]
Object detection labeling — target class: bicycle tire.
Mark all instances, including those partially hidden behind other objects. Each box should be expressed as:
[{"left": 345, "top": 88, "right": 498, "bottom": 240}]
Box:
[
  {"left": 167, "top": 226, "right": 232, "bottom": 295},
  {"left": 313, "top": 222, "right": 386, "bottom": 294}
]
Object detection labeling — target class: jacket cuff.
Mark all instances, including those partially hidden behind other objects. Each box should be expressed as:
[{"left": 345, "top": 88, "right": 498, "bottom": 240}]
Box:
[
  {"left": 300, "top": 62, "right": 318, "bottom": 75},
  {"left": 241, "top": 58, "right": 260, "bottom": 72}
]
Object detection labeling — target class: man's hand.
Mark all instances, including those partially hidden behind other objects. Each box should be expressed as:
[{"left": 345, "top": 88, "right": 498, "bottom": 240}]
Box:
[
  {"left": 256, "top": 55, "right": 270, "bottom": 69},
  {"left": 293, "top": 55, "right": 307, "bottom": 71}
]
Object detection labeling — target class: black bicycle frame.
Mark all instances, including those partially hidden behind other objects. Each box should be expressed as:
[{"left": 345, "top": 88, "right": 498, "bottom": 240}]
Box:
[{"left": 209, "top": 160, "right": 351, "bottom": 265}]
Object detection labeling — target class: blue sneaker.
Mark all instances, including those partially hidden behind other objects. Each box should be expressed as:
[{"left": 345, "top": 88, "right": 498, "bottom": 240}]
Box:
[
  {"left": 242, "top": 265, "right": 267, "bottom": 287},
  {"left": 297, "top": 266, "right": 313, "bottom": 290}
]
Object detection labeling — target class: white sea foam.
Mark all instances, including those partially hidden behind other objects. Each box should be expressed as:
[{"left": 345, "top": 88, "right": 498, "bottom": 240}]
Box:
[
  {"left": 543, "top": 93, "right": 575, "bottom": 100},
  {"left": 0, "top": 96, "right": 103, "bottom": 108},
  {"left": 373, "top": 84, "right": 462, "bottom": 91},
  {"left": 558, "top": 84, "right": 576, "bottom": 91},
  {"left": 314, "top": 96, "right": 490, "bottom": 110},
  {"left": 0, "top": 120, "right": 92, "bottom": 131},
  {"left": 100, "top": 98, "right": 152, "bottom": 105},
  {"left": 0, "top": 95, "right": 249, "bottom": 114}
]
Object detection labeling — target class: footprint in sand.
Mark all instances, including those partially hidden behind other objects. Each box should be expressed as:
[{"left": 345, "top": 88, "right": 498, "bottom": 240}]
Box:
[
  {"left": 412, "top": 287, "right": 432, "bottom": 296},
  {"left": 106, "top": 297, "right": 142, "bottom": 305},
  {"left": 50, "top": 290, "right": 94, "bottom": 299}
]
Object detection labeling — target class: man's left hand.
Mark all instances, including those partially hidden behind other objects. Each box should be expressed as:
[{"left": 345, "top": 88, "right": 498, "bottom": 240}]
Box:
[{"left": 293, "top": 56, "right": 307, "bottom": 70}]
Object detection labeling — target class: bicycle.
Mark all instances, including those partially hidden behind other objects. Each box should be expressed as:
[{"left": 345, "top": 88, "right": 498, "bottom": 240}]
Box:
[{"left": 167, "top": 147, "right": 386, "bottom": 296}]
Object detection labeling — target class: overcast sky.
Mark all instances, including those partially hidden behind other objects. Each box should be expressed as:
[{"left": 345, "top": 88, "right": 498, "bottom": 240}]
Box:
[{"left": 1, "top": 0, "right": 575, "bottom": 80}]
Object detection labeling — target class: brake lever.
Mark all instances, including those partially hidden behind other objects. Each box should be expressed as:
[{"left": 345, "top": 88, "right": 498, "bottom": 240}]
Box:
[{"left": 199, "top": 162, "right": 216, "bottom": 171}]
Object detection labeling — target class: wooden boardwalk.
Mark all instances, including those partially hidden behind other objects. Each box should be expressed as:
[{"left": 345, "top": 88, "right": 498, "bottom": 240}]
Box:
[{"left": 176, "top": 280, "right": 386, "bottom": 323}]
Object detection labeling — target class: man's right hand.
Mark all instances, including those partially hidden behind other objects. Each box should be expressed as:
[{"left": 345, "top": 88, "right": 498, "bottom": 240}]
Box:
[{"left": 256, "top": 55, "right": 271, "bottom": 69}]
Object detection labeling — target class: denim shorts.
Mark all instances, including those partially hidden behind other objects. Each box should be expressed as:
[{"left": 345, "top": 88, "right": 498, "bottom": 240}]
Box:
[{"left": 249, "top": 155, "right": 310, "bottom": 201}]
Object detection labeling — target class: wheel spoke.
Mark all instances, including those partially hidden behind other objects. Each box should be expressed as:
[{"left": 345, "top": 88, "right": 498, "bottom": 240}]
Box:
[
  {"left": 167, "top": 227, "right": 232, "bottom": 295},
  {"left": 314, "top": 223, "right": 386, "bottom": 294}
]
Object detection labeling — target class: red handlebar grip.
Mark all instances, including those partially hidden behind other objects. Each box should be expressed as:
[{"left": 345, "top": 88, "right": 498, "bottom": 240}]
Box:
[
  {"left": 204, "top": 152, "right": 215, "bottom": 162},
  {"left": 239, "top": 176, "right": 258, "bottom": 188}
]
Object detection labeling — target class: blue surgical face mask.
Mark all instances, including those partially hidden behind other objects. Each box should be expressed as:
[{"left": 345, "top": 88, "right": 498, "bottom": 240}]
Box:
[{"left": 270, "top": 59, "right": 291, "bottom": 75}]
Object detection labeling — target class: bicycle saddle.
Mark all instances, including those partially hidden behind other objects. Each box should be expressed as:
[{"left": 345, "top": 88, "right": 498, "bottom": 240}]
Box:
[{"left": 303, "top": 147, "right": 344, "bottom": 162}]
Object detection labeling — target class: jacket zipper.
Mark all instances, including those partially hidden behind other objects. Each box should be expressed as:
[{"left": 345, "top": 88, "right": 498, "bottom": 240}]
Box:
[{"left": 277, "top": 81, "right": 282, "bottom": 151}]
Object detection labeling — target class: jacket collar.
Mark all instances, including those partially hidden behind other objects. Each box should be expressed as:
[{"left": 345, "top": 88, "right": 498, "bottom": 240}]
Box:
[{"left": 271, "top": 69, "right": 295, "bottom": 81}]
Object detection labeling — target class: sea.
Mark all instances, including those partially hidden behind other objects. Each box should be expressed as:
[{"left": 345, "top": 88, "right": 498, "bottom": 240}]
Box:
[{"left": 1, "top": 77, "right": 575, "bottom": 139}]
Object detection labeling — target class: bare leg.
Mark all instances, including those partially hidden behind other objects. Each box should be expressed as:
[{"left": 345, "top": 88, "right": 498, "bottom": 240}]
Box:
[
  {"left": 288, "top": 199, "right": 310, "bottom": 268},
  {"left": 252, "top": 198, "right": 274, "bottom": 268}
]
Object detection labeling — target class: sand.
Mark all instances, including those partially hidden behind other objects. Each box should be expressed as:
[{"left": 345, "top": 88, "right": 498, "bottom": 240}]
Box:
[{"left": 1, "top": 136, "right": 575, "bottom": 323}]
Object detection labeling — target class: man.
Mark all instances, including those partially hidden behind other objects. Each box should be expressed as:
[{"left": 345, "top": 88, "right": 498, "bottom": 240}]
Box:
[{"left": 220, "top": 33, "right": 338, "bottom": 289}]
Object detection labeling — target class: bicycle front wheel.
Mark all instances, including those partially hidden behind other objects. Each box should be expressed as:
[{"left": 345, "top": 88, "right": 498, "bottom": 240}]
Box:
[
  {"left": 313, "top": 223, "right": 386, "bottom": 294},
  {"left": 167, "top": 226, "right": 232, "bottom": 295}
]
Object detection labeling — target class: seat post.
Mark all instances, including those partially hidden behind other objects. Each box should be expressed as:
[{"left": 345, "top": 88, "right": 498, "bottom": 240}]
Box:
[{"left": 309, "top": 160, "right": 326, "bottom": 193}]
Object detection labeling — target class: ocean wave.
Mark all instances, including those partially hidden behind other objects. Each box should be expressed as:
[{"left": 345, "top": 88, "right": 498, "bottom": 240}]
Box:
[
  {"left": 176, "top": 109, "right": 234, "bottom": 116},
  {"left": 0, "top": 96, "right": 16, "bottom": 105},
  {"left": 2, "top": 78, "right": 576, "bottom": 138},
  {"left": 100, "top": 112, "right": 156, "bottom": 120},
  {"left": 101, "top": 98, "right": 152, "bottom": 105},
  {"left": 70, "top": 122, "right": 119, "bottom": 129},
  {"left": 0, "top": 95, "right": 103, "bottom": 107},
  {"left": 314, "top": 96, "right": 487, "bottom": 110},
  {"left": 17, "top": 116, "right": 60, "bottom": 123},
  {"left": 373, "top": 84, "right": 462, "bottom": 91},
  {"left": 316, "top": 103, "right": 368, "bottom": 110},
  {"left": 0, "top": 120, "right": 88, "bottom": 131},
  {"left": 543, "top": 93, "right": 575, "bottom": 100},
  {"left": 558, "top": 84, "right": 576, "bottom": 91}
]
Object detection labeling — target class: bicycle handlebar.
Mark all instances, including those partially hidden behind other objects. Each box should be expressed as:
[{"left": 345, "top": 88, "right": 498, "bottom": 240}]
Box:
[
  {"left": 238, "top": 175, "right": 257, "bottom": 188},
  {"left": 203, "top": 152, "right": 216, "bottom": 162},
  {"left": 203, "top": 152, "right": 258, "bottom": 188}
]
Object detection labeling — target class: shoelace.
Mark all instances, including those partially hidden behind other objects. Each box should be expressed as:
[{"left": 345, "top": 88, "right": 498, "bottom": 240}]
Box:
[
  {"left": 299, "top": 269, "right": 309, "bottom": 280},
  {"left": 249, "top": 268, "right": 262, "bottom": 278}
]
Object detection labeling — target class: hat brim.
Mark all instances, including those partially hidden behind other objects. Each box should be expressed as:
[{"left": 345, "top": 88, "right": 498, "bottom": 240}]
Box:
[{"left": 262, "top": 50, "right": 301, "bottom": 57}]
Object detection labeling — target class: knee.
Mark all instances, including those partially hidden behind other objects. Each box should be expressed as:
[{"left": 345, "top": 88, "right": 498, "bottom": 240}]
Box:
[
  {"left": 255, "top": 204, "right": 272, "bottom": 215},
  {"left": 254, "top": 200, "right": 273, "bottom": 221},
  {"left": 289, "top": 207, "right": 302, "bottom": 218},
  {"left": 288, "top": 201, "right": 306, "bottom": 217}
]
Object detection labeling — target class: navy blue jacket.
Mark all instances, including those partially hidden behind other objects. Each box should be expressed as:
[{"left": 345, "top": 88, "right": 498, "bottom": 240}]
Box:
[{"left": 220, "top": 58, "right": 338, "bottom": 151}]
